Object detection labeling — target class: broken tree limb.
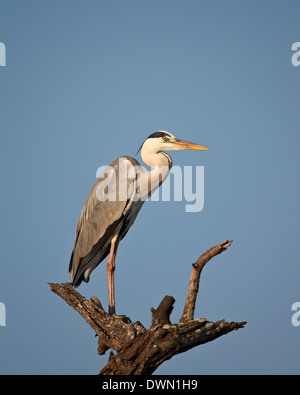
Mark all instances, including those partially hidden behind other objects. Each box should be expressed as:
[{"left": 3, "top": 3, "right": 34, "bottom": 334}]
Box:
[
  {"left": 150, "top": 295, "right": 175, "bottom": 329},
  {"left": 49, "top": 240, "right": 246, "bottom": 375}
]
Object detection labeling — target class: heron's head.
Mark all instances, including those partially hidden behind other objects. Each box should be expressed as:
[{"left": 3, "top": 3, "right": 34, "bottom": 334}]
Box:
[
  {"left": 138, "top": 130, "right": 209, "bottom": 167},
  {"left": 139, "top": 130, "right": 209, "bottom": 154}
]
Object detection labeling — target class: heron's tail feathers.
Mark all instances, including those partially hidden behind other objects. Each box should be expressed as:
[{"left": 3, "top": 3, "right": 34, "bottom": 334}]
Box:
[{"left": 69, "top": 250, "right": 87, "bottom": 288}]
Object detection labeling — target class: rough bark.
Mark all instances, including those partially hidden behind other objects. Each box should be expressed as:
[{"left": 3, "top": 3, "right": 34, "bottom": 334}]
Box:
[{"left": 49, "top": 240, "right": 246, "bottom": 375}]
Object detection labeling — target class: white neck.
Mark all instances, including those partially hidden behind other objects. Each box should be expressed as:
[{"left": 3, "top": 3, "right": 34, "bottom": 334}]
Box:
[{"left": 138, "top": 144, "right": 173, "bottom": 198}]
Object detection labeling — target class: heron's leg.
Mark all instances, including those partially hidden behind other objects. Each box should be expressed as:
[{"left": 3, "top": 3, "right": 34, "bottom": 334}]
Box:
[{"left": 106, "top": 237, "right": 119, "bottom": 315}]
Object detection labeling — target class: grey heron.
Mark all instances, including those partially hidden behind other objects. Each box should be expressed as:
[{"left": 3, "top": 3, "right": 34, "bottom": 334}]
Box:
[{"left": 69, "top": 131, "right": 209, "bottom": 315}]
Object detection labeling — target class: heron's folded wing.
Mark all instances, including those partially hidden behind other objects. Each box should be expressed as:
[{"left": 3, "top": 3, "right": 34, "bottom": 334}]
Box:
[{"left": 69, "top": 157, "right": 140, "bottom": 281}]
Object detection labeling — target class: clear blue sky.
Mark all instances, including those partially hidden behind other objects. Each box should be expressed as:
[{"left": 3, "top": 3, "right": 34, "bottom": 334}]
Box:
[{"left": 0, "top": 0, "right": 300, "bottom": 374}]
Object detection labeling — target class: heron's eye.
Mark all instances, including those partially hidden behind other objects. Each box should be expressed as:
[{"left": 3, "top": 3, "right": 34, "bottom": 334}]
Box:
[{"left": 162, "top": 136, "right": 168, "bottom": 141}]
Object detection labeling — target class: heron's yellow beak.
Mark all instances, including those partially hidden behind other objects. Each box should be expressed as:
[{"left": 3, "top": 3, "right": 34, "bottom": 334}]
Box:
[{"left": 172, "top": 138, "right": 209, "bottom": 151}]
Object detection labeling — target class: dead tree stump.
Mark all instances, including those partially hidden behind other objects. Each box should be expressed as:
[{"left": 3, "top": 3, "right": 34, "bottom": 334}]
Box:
[{"left": 49, "top": 240, "right": 246, "bottom": 375}]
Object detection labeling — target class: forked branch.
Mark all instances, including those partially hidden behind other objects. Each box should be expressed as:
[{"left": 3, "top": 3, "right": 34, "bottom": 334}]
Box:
[{"left": 49, "top": 240, "right": 246, "bottom": 375}]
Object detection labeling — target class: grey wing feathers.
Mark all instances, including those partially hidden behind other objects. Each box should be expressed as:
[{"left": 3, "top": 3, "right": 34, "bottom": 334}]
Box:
[{"left": 69, "top": 156, "right": 141, "bottom": 287}]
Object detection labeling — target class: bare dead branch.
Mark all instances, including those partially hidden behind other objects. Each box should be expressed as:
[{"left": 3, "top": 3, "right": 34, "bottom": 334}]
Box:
[
  {"left": 49, "top": 282, "right": 138, "bottom": 355},
  {"left": 49, "top": 240, "right": 246, "bottom": 375},
  {"left": 180, "top": 240, "right": 233, "bottom": 323},
  {"left": 151, "top": 295, "right": 175, "bottom": 329},
  {"left": 99, "top": 318, "right": 246, "bottom": 375}
]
